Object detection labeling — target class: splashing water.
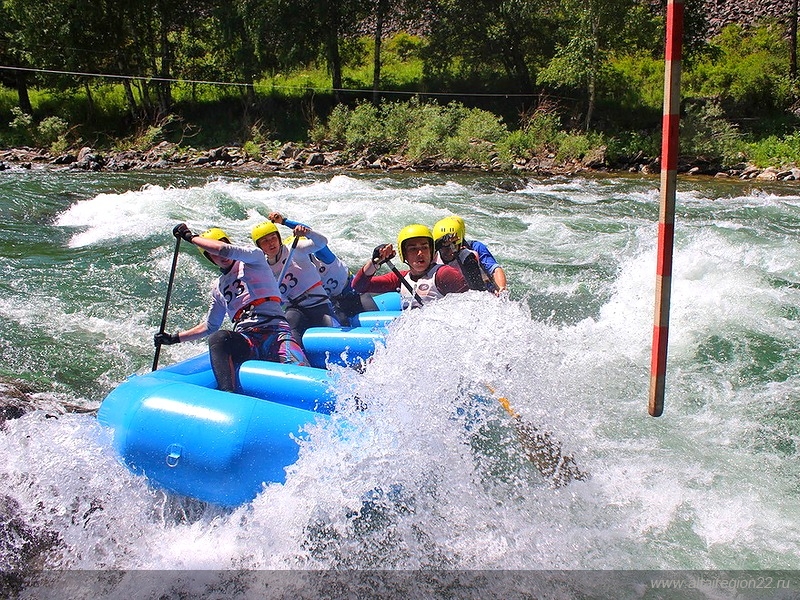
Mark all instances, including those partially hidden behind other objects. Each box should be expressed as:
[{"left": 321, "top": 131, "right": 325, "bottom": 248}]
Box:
[{"left": 2, "top": 170, "right": 800, "bottom": 594}]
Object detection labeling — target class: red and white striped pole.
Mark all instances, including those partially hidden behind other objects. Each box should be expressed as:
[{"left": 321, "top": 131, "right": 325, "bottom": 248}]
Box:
[{"left": 650, "top": 0, "right": 684, "bottom": 417}]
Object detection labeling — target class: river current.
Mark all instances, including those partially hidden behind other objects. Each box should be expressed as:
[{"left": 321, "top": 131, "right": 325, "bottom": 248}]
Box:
[{"left": 1, "top": 168, "right": 799, "bottom": 597}]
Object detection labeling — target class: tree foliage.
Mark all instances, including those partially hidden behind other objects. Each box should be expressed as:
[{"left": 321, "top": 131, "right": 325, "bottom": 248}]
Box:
[{"left": 2, "top": 0, "right": 798, "bottom": 144}]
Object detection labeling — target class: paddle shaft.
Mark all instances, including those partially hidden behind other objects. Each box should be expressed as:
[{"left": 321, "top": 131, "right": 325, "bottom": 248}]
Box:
[
  {"left": 277, "top": 235, "right": 301, "bottom": 287},
  {"left": 384, "top": 259, "right": 424, "bottom": 305},
  {"left": 152, "top": 236, "right": 181, "bottom": 371}
]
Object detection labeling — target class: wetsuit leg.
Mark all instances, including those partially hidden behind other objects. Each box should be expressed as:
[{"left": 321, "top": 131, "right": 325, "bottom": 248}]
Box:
[
  {"left": 208, "top": 329, "right": 252, "bottom": 392},
  {"left": 284, "top": 306, "right": 306, "bottom": 346},
  {"left": 331, "top": 296, "right": 350, "bottom": 327},
  {"left": 317, "top": 302, "right": 340, "bottom": 328},
  {"left": 304, "top": 302, "right": 340, "bottom": 329},
  {"left": 337, "top": 291, "right": 370, "bottom": 319},
  {"left": 268, "top": 321, "right": 309, "bottom": 366}
]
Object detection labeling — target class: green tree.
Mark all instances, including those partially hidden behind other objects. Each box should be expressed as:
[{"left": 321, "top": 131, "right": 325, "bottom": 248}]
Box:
[
  {"left": 3, "top": 0, "right": 197, "bottom": 119},
  {"left": 420, "top": 0, "right": 555, "bottom": 93},
  {"left": 537, "top": 0, "right": 661, "bottom": 129},
  {"left": 3, "top": 0, "right": 122, "bottom": 115},
  {"left": 0, "top": 1, "right": 32, "bottom": 113},
  {"left": 243, "top": 0, "right": 369, "bottom": 99},
  {"left": 368, "top": 0, "right": 419, "bottom": 102},
  {"left": 790, "top": 0, "right": 798, "bottom": 79}
]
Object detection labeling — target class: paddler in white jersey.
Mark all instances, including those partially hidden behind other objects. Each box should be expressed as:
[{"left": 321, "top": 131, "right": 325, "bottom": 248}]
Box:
[
  {"left": 251, "top": 218, "right": 339, "bottom": 344},
  {"left": 154, "top": 224, "right": 308, "bottom": 392},
  {"left": 351, "top": 223, "right": 469, "bottom": 309}
]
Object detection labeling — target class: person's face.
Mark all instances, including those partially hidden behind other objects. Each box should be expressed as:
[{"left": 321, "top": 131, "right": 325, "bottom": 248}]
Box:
[
  {"left": 257, "top": 232, "right": 282, "bottom": 258},
  {"left": 438, "top": 237, "right": 457, "bottom": 263},
  {"left": 203, "top": 243, "right": 234, "bottom": 269},
  {"left": 208, "top": 253, "right": 234, "bottom": 270},
  {"left": 403, "top": 237, "right": 432, "bottom": 274}
]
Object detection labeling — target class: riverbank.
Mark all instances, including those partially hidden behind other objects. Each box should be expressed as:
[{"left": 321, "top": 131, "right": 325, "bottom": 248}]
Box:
[{"left": 2, "top": 143, "right": 799, "bottom": 182}]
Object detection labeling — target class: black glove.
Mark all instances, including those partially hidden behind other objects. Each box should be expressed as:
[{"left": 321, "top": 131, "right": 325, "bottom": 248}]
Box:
[
  {"left": 372, "top": 244, "right": 388, "bottom": 265},
  {"left": 154, "top": 331, "right": 180, "bottom": 346},
  {"left": 173, "top": 223, "right": 196, "bottom": 242}
]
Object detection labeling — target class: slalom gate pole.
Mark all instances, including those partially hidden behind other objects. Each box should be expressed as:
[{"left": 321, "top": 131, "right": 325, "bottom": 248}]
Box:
[{"left": 650, "top": 0, "right": 684, "bottom": 417}]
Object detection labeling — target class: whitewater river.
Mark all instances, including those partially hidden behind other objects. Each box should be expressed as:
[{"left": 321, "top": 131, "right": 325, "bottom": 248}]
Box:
[{"left": 1, "top": 167, "right": 799, "bottom": 597}]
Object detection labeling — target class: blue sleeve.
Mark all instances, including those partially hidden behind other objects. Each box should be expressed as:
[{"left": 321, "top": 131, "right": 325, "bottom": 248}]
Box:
[
  {"left": 466, "top": 240, "right": 499, "bottom": 275},
  {"left": 313, "top": 245, "right": 336, "bottom": 264},
  {"left": 283, "top": 218, "right": 336, "bottom": 265},
  {"left": 282, "top": 219, "right": 335, "bottom": 262},
  {"left": 282, "top": 218, "right": 310, "bottom": 229}
]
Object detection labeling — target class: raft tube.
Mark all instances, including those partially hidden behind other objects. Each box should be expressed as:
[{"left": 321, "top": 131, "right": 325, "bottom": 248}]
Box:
[
  {"left": 302, "top": 326, "right": 389, "bottom": 369},
  {"left": 371, "top": 291, "right": 402, "bottom": 311},
  {"left": 350, "top": 310, "right": 402, "bottom": 328},
  {"left": 98, "top": 356, "right": 343, "bottom": 507},
  {"left": 98, "top": 293, "right": 404, "bottom": 507}
]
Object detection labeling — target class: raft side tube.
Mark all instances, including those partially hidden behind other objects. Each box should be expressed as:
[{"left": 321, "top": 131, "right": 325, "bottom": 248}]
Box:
[
  {"left": 148, "top": 353, "right": 217, "bottom": 387},
  {"left": 371, "top": 292, "right": 402, "bottom": 311},
  {"left": 350, "top": 310, "right": 402, "bottom": 328},
  {"left": 302, "top": 326, "right": 388, "bottom": 369},
  {"left": 98, "top": 376, "right": 327, "bottom": 506},
  {"left": 238, "top": 360, "right": 338, "bottom": 414}
]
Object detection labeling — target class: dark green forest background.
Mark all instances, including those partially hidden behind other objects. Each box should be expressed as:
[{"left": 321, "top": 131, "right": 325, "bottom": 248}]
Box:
[{"left": 1, "top": 0, "right": 799, "bottom": 170}]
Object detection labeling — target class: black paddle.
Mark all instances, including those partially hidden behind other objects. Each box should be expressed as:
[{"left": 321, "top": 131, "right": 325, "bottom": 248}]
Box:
[
  {"left": 383, "top": 258, "right": 424, "bottom": 306},
  {"left": 486, "top": 385, "right": 588, "bottom": 487},
  {"left": 152, "top": 236, "right": 181, "bottom": 371},
  {"left": 437, "top": 234, "right": 486, "bottom": 291}
]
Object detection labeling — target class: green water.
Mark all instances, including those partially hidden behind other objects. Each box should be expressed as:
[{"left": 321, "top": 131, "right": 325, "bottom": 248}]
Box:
[{"left": 2, "top": 166, "right": 800, "bottom": 584}]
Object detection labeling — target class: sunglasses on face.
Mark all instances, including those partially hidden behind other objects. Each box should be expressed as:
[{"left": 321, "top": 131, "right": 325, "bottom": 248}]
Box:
[{"left": 435, "top": 233, "right": 457, "bottom": 252}]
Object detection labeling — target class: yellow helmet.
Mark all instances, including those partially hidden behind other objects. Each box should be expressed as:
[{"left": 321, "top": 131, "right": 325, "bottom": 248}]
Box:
[
  {"left": 251, "top": 221, "right": 280, "bottom": 246},
  {"left": 450, "top": 215, "right": 466, "bottom": 233},
  {"left": 397, "top": 223, "right": 434, "bottom": 264},
  {"left": 199, "top": 227, "right": 230, "bottom": 243},
  {"left": 432, "top": 216, "right": 465, "bottom": 247},
  {"left": 198, "top": 227, "right": 230, "bottom": 263},
  {"left": 283, "top": 235, "right": 308, "bottom": 247}
]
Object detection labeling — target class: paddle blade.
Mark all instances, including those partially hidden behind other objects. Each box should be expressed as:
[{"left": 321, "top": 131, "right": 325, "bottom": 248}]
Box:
[{"left": 512, "top": 416, "right": 589, "bottom": 488}]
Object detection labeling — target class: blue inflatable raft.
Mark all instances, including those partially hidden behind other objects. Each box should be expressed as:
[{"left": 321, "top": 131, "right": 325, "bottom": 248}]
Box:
[{"left": 98, "top": 293, "right": 403, "bottom": 507}]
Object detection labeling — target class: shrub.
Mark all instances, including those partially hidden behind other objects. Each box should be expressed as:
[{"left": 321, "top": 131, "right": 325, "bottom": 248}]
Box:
[
  {"left": 497, "top": 105, "right": 563, "bottom": 162},
  {"left": 607, "top": 54, "right": 665, "bottom": 111},
  {"left": 683, "top": 22, "right": 794, "bottom": 117},
  {"left": 314, "top": 103, "right": 350, "bottom": 146},
  {"left": 742, "top": 131, "right": 800, "bottom": 168},
  {"left": 384, "top": 32, "right": 424, "bottom": 61},
  {"left": 680, "top": 100, "right": 743, "bottom": 163},
  {"left": 379, "top": 99, "right": 417, "bottom": 150},
  {"left": 604, "top": 130, "right": 661, "bottom": 164},
  {"left": 344, "top": 102, "right": 386, "bottom": 152},
  {"left": 242, "top": 140, "right": 261, "bottom": 160},
  {"left": 497, "top": 128, "right": 536, "bottom": 163},
  {"left": 37, "top": 116, "right": 70, "bottom": 152},
  {"left": 404, "top": 101, "right": 461, "bottom": 160},
  {"left": 456, "top": 109, "right": 507, "bottom": 143},
  {"left": 555, "top": 131, "right": 604, "bottom": 163},
  {"left": 8, "top": 107, "right": 34, "bottom": 145}
]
